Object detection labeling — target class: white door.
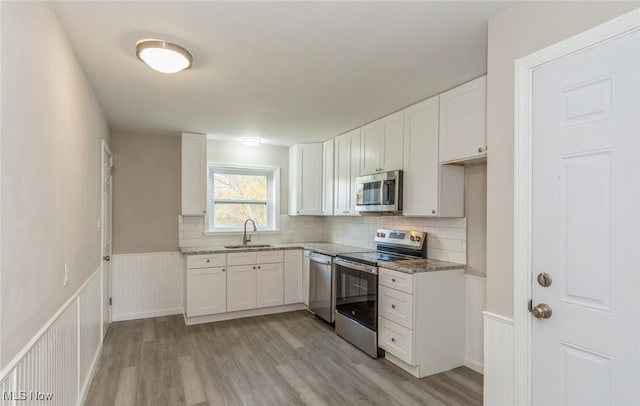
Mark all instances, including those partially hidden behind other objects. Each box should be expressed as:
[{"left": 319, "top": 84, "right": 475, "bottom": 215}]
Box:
[
  {"left": 531, "top": 31, "right": 639, "bottom": 405},
  {"left": 101, "top": 141, "right": 113, "bottom": 339}
]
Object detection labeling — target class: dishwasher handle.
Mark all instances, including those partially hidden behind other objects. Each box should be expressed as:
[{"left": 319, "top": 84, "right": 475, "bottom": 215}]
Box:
[{"left": 308, "top": 254, "right": 332, "bottom": 265}]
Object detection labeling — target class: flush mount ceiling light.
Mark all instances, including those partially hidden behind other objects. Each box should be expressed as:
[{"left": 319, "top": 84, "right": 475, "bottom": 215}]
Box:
[
  {"left": 136, "top": 39, "right": 193, "bottom": 74},
  {"left": 240, "top": 137, "right": 262, "bottom": 146}
]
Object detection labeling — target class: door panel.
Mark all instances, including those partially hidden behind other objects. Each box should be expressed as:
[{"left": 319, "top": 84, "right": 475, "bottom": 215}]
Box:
[{"left": 531, "top": 31, "right": 639, "bottom": 405}]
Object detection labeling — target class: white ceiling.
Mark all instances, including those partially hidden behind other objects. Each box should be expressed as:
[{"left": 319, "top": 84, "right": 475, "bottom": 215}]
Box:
[{"left": 51, "top": 1, "right": 511, "bottom": 146}]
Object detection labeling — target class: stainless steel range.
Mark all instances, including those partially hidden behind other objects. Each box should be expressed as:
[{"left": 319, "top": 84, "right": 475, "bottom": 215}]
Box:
[{"left": 334, "top": 228, "right": 427, "bottom": 358}]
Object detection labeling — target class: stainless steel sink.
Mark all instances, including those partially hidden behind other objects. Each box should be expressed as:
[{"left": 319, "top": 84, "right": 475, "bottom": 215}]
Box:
[{"left": 223, "top": 244, "right": 272, "bottom": 249}]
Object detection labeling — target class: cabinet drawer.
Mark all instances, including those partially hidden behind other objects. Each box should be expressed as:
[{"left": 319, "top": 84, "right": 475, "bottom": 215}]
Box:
[
  {"left": 227, "top": 251, "right": 257, "bottom": 266},
  {"left": 379, "top": 286, "right": 413, "bottom": 329},
  {"left": 379, "top": 268, "right": 413, "bottom": 294},
  {"left": 256, "top": 250, "right": 284, "bottom": 264},
  {"left": 187, "top": 254, "right": 226, "bottom": 269},
  {"left": 378, "top": 317, "right": 414, "bottom": 365}
]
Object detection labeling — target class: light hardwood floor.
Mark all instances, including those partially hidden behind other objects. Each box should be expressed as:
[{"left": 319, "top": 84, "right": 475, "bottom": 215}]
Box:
[{"left": 86, "top": 311, "right": 482, "bottom": 406}]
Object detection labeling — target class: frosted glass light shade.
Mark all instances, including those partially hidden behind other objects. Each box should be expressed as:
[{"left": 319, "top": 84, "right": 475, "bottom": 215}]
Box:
[{"left": 136, "top": 39, "right": 192, "bottom": 74}]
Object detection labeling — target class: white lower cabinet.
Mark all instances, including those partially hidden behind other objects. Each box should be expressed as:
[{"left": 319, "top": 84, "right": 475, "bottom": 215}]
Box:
[
  {"left": 284, "top": 250, "right": 303, "bottom": 304},
  {"left": 186, "top": 267, "right": 227, "bottom": 317},
  {"left": 186, "top": 249, "right": 305, "bottom": 321},
  {"left": 257, "top": 263, "right": 284, "bottom": 308},
  {"left": 227, "top": 265, "right": 257, "bottom": 312},
  {"left": 378, "top": 267, "right": 465, "bottom": 378}
]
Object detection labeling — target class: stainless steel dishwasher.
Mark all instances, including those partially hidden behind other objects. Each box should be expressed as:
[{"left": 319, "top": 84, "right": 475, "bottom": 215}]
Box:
[{"left": 308, "top": 252, "right": 335, "bottom": 323}]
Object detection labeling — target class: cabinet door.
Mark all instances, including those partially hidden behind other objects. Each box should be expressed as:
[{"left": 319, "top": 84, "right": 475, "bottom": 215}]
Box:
[
  {"left": 334, "top": 132, "right": 351, "bottom": 215},
  {"left": 284, "top": 250, "right": 303, "bottom": 304},
  {"left": 361, "top": 112, "right": 403, "bottom": 174},
  {"left": 439, "top": 76, "right": 487, "bottom": 163},
  {"left": 382, "top": 111, "right": 404, "bottom": 171},
  {"left": 361, "top": 119, "right": 384, "bottom": 175},
  {"left": 322, "top": 139, "right": 334, "bottom": 215},
  {"left": 186, "top": 267, "right": 226, "bottom": 317},
  {"left": 181, "top": 133, "right": 206, "bottom": 216},
  {"left": 403, "top": 96, "right": 440, "bottom": 216},
  {"left": 334, "top": 129, "right": 361, "bottom": 216},
  {"left": 302, "top": 251, "right": 311, "bottom": 306},
  {"left": 257, "top": 263, "right": 284, "bottom": 308},
  {"left": 289, "top": 144, "right": 323, "bottom": 215},
  {"left": 227, "top": 265, "right": 257, "bottom": 312}
]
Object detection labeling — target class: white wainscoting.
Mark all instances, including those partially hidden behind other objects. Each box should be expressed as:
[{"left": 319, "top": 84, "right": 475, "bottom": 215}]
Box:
[
  {"left": 465, "top": 275, "right": 486, "bottom": 374},
  {"left": 483, "top": 312, "right": 515, "bottom": 406},
  {"left": 111, "top": 252, "right": 183, "bottom": 321},
  {"left": 0, "top": 267, "right": 103, "bottom": 406}
]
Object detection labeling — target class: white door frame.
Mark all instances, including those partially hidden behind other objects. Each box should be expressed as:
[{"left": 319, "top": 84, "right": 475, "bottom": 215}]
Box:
[
  {"left": 513, "top": 8, "right": 640, "bottom": 406},
  {"left": 100, "top": 139, "right": 113, "bottom": 339}
]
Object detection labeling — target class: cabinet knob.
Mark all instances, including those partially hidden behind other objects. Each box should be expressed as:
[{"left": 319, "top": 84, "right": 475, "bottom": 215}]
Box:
[
  {"left": 392, "top": 278, "right": 396, "bottom": 282},
  {"left": 253, "top": 266, "right": 256, "bottom": 269},
  {"left": 222, "top": 269, "right": 225, "bottom": 272},
  {"left": 203, "top": 210, "right": 206, "bottom": 214},
  {"left": 478, "top": 147, "right": 484, "bottom": 153},
  {"left": 431, "top": 209, "right": 436, "bottom": 214},
  {"left": 391, "top": 304, "right": 396, "bottom": 309},
  {"left": 258, "top": 266, "right": 261, "bottom": 269},
  {"left": 391, "top": 337, "right": 396, "bottom": 343},
  {"left": 206, "top": 259, "right": 210, "bottom": 263},
  {"left": 297, "top": 211, "right": 300, "bottom": 214}
]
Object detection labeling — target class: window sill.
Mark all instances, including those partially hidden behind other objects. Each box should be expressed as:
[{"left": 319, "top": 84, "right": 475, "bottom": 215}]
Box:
[{"left": 202, "top": 229, "right": 281, "bottom": 236}]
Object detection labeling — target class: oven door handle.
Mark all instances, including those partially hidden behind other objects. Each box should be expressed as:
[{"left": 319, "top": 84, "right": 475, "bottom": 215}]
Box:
[{"left": 335, "top": 258, "right": 378, "bottom": 275}]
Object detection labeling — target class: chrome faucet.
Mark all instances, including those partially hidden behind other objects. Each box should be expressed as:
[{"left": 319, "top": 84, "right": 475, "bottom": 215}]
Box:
[{"left": 243, "top": 219, "right": 257, "bottom": 246}]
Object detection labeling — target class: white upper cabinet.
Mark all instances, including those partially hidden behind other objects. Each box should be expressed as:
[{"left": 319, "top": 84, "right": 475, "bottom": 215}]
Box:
[
  {"left": 403, "top": 96, "right": 464, "bottom": 217},
  {"left": 181, "top": 132, "right": 207, "bottom": 216},
  {"left": 438, "top": 76, "right": 487, "bottom": 163},
  {"left": 334, "top": 128, "right": 361, "bottom": 216},
  {"left": 361, "top": 111, "right": 403, "bottom": 175},
  {"left": 322, "top": 139, "right": 334, "bottom": 216},
  {"left": 289, "top": 143, "right": 323, "bottom": 215}
]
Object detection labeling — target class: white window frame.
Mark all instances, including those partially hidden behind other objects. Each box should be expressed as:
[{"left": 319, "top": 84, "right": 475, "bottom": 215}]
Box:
[{"left": 206, "top": 163, "right": 280, "bottom": 233}]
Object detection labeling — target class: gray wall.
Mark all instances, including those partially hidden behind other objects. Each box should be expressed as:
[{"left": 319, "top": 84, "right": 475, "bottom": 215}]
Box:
[
  {"left": 0, "top": 2, "right": 110, "bottom": 367},
  {"left": 486, "top": 1, "right": 639, "bottom": 317},
  {"left": 111, "top": 131, "right": 181, "bottom": 254}
]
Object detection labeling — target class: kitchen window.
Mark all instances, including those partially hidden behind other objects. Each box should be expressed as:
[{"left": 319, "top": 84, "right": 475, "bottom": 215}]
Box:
[{"left": 207, "top": 165, "right": 279, "bottom": 232}]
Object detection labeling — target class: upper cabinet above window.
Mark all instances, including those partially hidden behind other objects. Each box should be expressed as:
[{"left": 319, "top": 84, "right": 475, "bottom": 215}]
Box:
[
  {"left": 438, "top": 75, "right": 487, "bottom": 164},
  {"left": 181, "top": 132, "right": 207, "bottom": 216}
]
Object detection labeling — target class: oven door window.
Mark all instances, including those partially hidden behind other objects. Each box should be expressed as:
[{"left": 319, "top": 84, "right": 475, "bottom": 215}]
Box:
[{"left": 336, "top": 264, "right": 377, "bottom": 330}]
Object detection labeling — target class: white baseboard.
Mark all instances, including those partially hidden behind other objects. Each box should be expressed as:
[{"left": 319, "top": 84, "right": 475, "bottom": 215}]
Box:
[
  {"left": 483, "top": 311, "right": 515, "bottom": 406},
  {"left": 112, "top": 307, "right": 183, "bottom": 322},
  {"left": 184, "top": 303, "right": 307, "bottom": 325},
  {"left": 111, "top": 252, "right": 184, "bottom": 321},
  {"left": 465, "top": 274, "right": 486, "bottom": 374},
  {"left": 0, "top": 267, "right": 105, "bottom": 406}
]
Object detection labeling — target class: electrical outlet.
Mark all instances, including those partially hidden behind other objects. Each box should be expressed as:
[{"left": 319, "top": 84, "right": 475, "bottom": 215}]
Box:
[{"left": 64, "top": 264, "right": 69, "bottom": 287}]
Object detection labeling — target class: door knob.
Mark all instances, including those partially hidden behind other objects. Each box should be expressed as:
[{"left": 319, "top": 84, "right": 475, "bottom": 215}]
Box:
[
  {"left": 531, "top": 303, "right": 552, "bottom": 319},
  {"left": 103, "top": 255, "right": 110, "bottom": 262}
]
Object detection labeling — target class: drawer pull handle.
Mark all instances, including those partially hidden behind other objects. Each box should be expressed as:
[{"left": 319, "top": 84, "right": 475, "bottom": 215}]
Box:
[
  {"left": 206, "top": 259, "right": 210, "bottom": 263},
  {"left": 392, "top": 278, "right": 396, "bottom": 282},
  {"left": 391, "top": 337, "right": 396, "bottom": 343},
  {"left": 391, "top": 304, "right": 396, "bottom": 309}
]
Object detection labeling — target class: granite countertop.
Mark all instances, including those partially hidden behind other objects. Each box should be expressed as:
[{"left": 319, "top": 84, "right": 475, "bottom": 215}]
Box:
[
  {"left": 379, "top": 258, "right": 466, "bottom": 274},
  {"left": 180, "top": 242, "right": 372, "bottom": 256}
]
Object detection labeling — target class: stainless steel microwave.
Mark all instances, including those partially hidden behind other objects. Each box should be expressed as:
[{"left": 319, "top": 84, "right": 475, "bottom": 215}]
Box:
[{"left": 355, "top": 170, "right": 403, "bottom": 213}]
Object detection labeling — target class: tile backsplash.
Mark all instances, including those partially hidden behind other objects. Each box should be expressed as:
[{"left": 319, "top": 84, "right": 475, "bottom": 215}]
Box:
[
  {"left": 179, "top": 214, "right": 467, "bottom": 265},
  {"left": 323, "top": 215, "right": 467, "bottom": 264},
  {"left": 178, "top": 215, "right": 325, "bottom": 247}
]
